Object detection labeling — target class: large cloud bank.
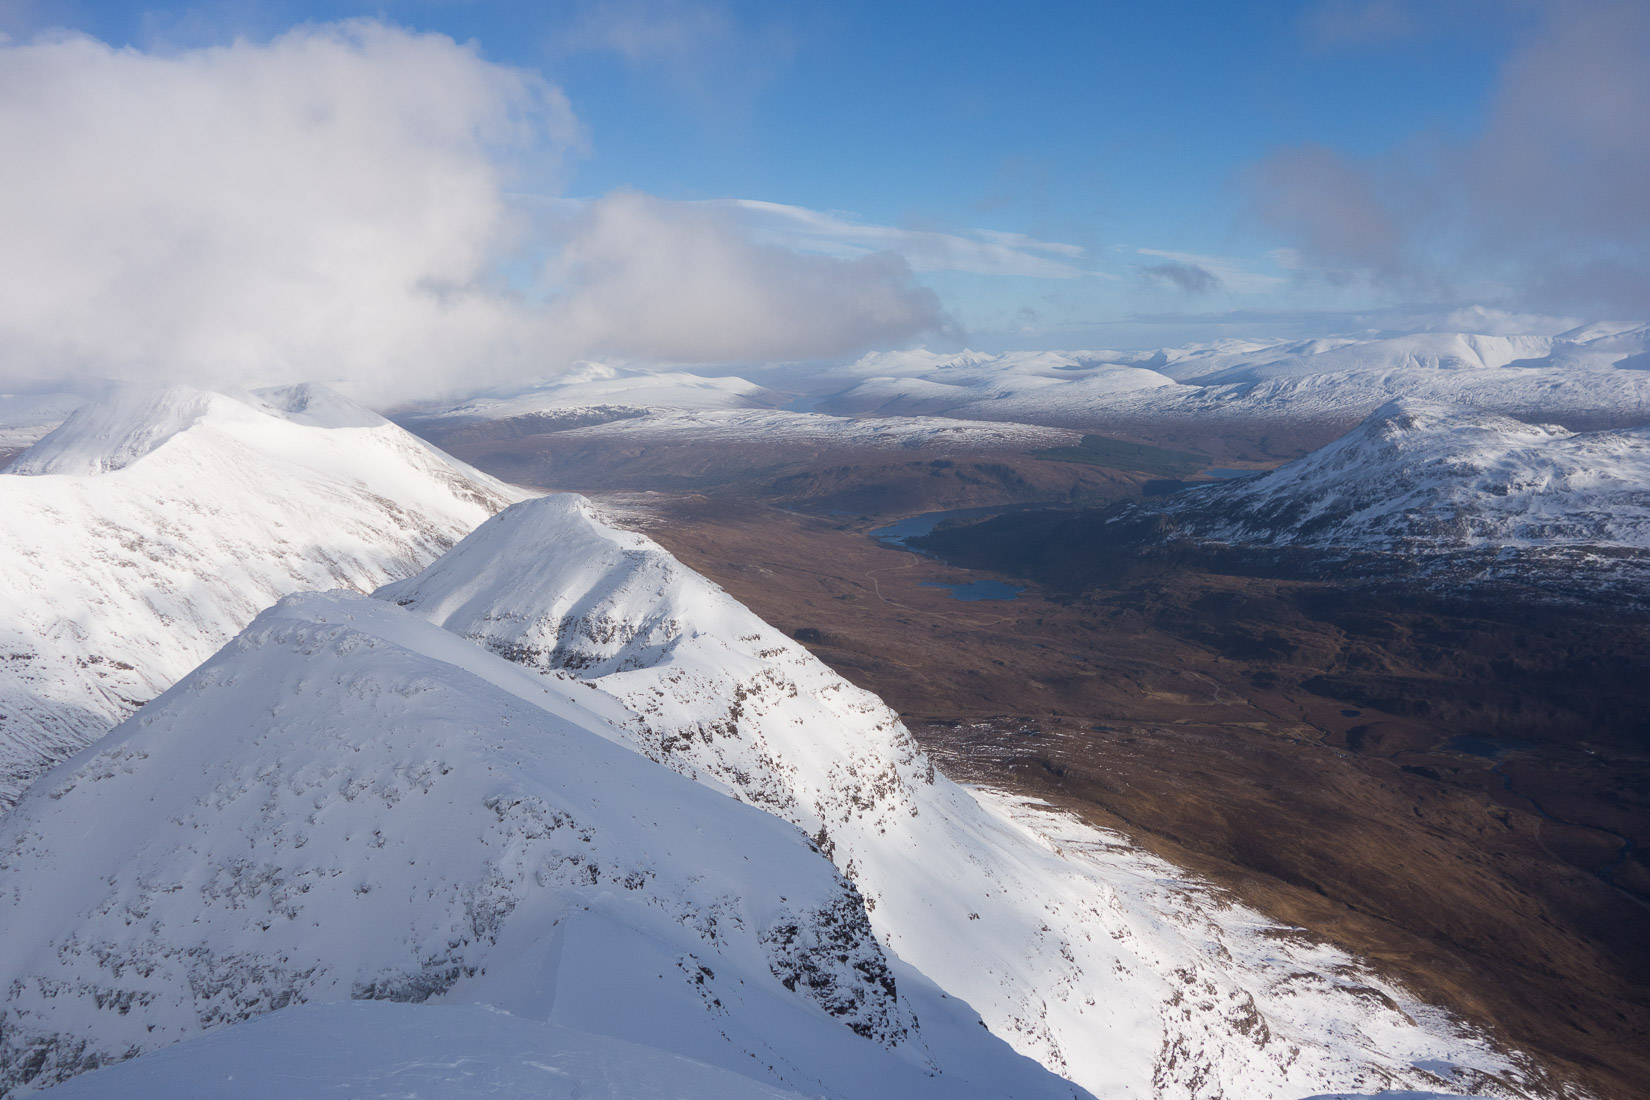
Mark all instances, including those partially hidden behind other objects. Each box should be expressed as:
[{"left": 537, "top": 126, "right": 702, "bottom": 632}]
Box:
[
  {"left": 0, "top": 22, "right": 944, "bottom": 403},
  {"left": 1253, "top": 0, "right": 1650, "bottom": 318}
]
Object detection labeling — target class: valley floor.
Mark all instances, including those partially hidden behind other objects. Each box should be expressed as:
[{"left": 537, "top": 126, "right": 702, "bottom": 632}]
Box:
[{"left": 603, "top": 492, "right": 1650, "bottom": 1100}]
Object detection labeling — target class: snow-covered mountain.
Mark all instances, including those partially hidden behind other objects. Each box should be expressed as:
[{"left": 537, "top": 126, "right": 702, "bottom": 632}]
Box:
[
  {"left": 0, "top": 591, "right": 1079, "bottom": 1100},
  {"left": 1129, "top": 400, "right": 1650, "bottom": 601},
  {"left": 377, "top": 493, "right": 1554, "bottom": 1100},
  {"left": 814, "top": 327, "right": 1650, "bottom": 430},
  {"left": 395, "top": 361, "right": 780, "bottom": 440},
  {"left": 0, "top": 383, "right": 523, "bottom": 809}
]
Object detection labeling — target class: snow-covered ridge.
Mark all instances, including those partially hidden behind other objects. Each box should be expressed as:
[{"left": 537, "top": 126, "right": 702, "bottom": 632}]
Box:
[
  {"left": 815, "top": 328, "right": 1650, "bottom": 429},
  {"left": 396, "top": 327, "right": 1650, "bottom": 442},
  {"left": 1133, "top": 400, "right": 1650, "bottom": 599},
  {"left": 0, "top": 383, "right": 524, "bottom": 810},
  {"left": 379, "top": 493, "right": 1556, "bottom": 1100},
  {"left": 0, "top": 592, "right": 1078, "bottom": 1100}
]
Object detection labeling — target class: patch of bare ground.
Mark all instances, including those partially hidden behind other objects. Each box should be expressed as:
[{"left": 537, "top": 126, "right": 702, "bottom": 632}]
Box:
[
  {"left": 437, "top": 434, "right": 1148, "bottom": 514},
  {"left": 617, "top": 493, "right": 1650, "bottom": 1100}
]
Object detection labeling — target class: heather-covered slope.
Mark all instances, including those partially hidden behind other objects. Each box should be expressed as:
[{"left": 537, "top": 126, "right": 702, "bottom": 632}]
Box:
[{"left": 0, "top": 383, "right": 522, "bottom": 809}]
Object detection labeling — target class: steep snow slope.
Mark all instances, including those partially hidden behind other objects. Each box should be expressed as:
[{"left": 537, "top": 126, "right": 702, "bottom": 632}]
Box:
[
  {"left": 0, "top": 384, "right": 522, "bottom": 809},
  {"left": 379, "top": 494, "right": 1555, "bottom": 1100},
  {"left": 1136, "top": 401, "right": 1650, "bottom": 600},
  {"left": 0, "top": 592, "right": 1082, "bottom": 1100}
]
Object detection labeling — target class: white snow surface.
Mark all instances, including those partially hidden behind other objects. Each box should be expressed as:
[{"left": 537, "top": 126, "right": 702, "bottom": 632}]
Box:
[
  {"left": 0, "top": 383, "right": 524, "bottom": 809},
  {"left": 36, "top": 1002, "right": 808, "bottom": 1099},
  {"left": 0, "top": 592, "right": 1081, "bottom": 1100},
  {"left": 377, "top": 493, "right": 1556, "bottom": 1100},
  {"left": 1140, "top": 401, "right": 1650, "bottom": 599}
]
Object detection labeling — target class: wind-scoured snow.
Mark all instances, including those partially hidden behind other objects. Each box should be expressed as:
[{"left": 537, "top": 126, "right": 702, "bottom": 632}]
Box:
[
  {"left": 378, "top": 493, "right": 1556, "bottom": 1100},
  {"left": 0, "top": 593, "right": 1083, "bottom": 1100},
  {"left": 1132, "top": 400, "right": 1650, "bottom": 602},
  {"left": 0, "top": 383, "right": 524, "bottom": 810}
]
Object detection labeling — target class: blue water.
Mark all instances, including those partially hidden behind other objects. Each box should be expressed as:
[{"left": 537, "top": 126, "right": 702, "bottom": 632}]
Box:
[
  {"left": 1201, "top": 467, "right": 1264, "bottom": 480},
  {"left": 919, "top": 579, "right": 1023, "bottom": 602},
  {"left": 1444, "top": 734, "right": 1534, "bottom": 760},
  {"left": 869, "top": 502, "right": 1065, "bottom": 547}
]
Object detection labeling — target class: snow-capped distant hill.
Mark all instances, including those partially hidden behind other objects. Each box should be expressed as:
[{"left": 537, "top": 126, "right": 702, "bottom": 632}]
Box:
[
  {"left": 397, "top": 362, "right": 779, "bottom": 439},
  {"left": 379, "top": 494, "right": 1551, "bottom": 1100},
  {"left": 1133, "top": 401, "right": 1650, "bottom": 601},
  {"left": 0, "top": 383, "right": 523, "bottom": 810},
  {"left": 0, "top": 592, "right": 1082, "bottom": 1100},
  {"left": 390, "top": 327, "right": 1650, "bottom": 457},
  {"left": 815, "top": 328, "right": 1650, "bottom": 431},
  {"left": 549, "top": 407, "right": 1079, "bottom": 449}
]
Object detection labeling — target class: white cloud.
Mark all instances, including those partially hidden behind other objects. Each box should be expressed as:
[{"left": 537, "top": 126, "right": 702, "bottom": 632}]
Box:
[
  {"left": 0, "top": 22, "right": 948, "bottom": 404},
  {"left": 542, "top": 192, "right": 949, "bottom": 363},
  {"left": 0, "top": 21, "right": 577, "bottom": 403},
  {"left": 1255, "top": 0, "right": 1650, "bottom": 317},
  {"left": 724, "top": 200, "right": 1095, "bottom": 279}
]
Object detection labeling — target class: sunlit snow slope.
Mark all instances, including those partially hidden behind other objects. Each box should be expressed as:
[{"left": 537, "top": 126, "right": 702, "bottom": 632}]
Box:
[
  {"left": 0, "top": 383, "right": 523, "bottom": 809},
  {"left": 379, "top": 494, "right": 1558, "bottom": 1100},
  {"left": 0, "top": 593, "right": 1082, "bottom": 1100}
]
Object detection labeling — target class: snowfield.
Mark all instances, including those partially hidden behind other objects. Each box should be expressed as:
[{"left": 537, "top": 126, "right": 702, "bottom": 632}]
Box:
[{"left": 0, "top": 383, "right": 522, "bottom": 809}]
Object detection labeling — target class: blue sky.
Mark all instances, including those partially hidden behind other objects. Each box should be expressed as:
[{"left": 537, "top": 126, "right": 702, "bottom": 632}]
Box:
[{"left": 1, "top": 1, "right": 1645, "bottom": 396}]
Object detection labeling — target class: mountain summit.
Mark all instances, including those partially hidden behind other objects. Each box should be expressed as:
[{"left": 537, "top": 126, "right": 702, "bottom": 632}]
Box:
[{"left": 0, "top": 383, "right": 521, "bottom": 809}]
